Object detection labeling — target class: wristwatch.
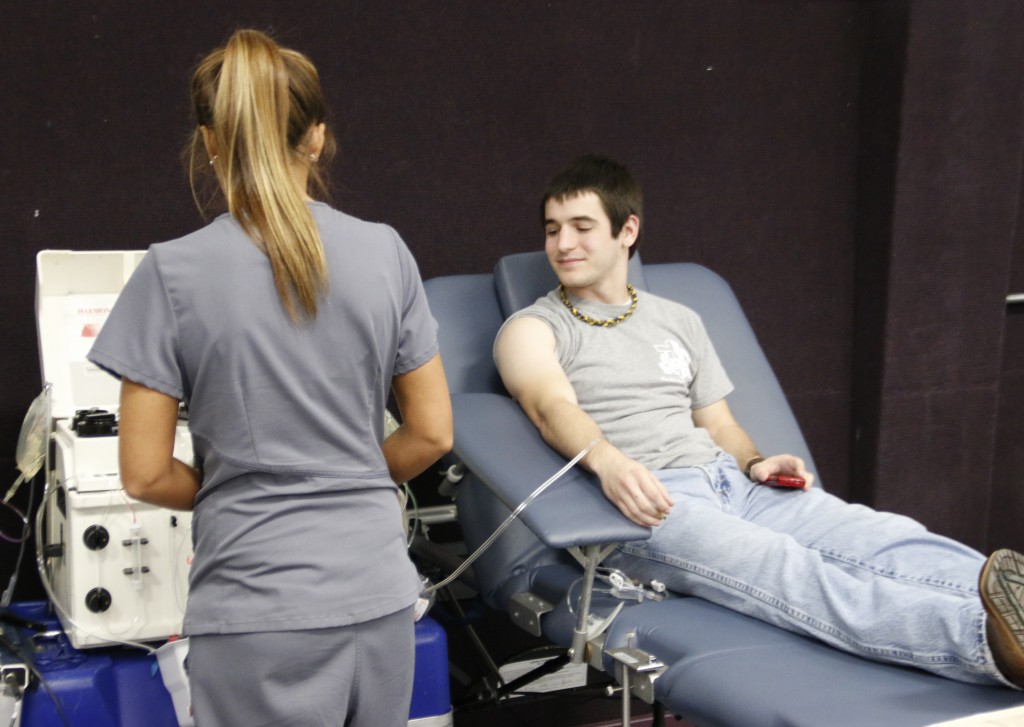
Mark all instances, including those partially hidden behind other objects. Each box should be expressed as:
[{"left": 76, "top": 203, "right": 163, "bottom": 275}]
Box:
[{"left": 744, "top": 456, "right": 765, "bottom": 480}]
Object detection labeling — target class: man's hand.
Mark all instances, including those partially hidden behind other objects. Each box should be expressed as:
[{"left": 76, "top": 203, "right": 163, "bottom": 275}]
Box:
[
  {"left": 748, "top": 454, "right": 815, "bottom": 490},
  {"left": 589, "top": 442, "right": 675, "bottom": 526}
]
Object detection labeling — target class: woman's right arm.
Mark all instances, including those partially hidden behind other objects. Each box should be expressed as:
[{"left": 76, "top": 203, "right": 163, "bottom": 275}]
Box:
[
  {"left": 118, "top": 378, "right": 201, "bottom": 511},
  {"left": 382, "top": 353, "right": 453, "bottom": 485}
]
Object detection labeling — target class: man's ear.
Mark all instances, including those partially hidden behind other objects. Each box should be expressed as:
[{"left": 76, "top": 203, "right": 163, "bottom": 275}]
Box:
[{"left": 620, "top": 214, "right": 640, "bottom": 250}]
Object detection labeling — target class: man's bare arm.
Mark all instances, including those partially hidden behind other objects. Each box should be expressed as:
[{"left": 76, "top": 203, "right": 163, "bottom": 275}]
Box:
[
  {"left": 692, "top": 399, "right": 814, "bottom": 488},
  {"left": 496, "top": 316, "right": 673, "bottom": 526}
]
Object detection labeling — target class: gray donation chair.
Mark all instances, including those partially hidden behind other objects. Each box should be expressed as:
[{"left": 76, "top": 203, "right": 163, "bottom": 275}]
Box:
[{"left": 424, "top": 252, "right": 1024, "bottom": 726}]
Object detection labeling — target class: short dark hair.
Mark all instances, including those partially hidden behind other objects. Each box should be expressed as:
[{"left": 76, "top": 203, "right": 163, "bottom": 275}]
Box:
[{"left": 541, "top": 155, "right": 643, "bottom": 257}]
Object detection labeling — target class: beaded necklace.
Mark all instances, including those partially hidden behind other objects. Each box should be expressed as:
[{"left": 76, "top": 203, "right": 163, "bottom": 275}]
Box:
[{"left": 557, "top": 283, "right": 638, "bottom": 327}]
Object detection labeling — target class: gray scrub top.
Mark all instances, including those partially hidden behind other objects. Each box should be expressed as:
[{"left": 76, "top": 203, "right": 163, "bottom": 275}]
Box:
[{"left": 88, "top": 203, "right": 436, "bottom": 634}]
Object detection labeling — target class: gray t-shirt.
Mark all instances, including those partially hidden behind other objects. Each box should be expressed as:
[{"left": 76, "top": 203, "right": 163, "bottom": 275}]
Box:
[
  {"left": 499, "top": 288, "right": 733, "bottom": 471},
  {"left": 88, "top": 203, "right": 435, "bottom": 634}
]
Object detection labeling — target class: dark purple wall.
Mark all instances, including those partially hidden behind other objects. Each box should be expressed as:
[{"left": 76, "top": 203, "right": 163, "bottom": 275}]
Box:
[
  {"left": 2, "top": 1, "right": 1021, "bottom": 599},
  {"left": 851, "top": 1, "right": 1024, "bottom": 550}
]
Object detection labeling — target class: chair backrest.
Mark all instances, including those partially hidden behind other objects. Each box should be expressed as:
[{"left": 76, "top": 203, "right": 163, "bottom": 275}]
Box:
[
  {"left": 643, "top": 263, "right": 818, "bottom": 478},
  {"left": 422, "top": 273, "right": 504, "bottom": 395}
]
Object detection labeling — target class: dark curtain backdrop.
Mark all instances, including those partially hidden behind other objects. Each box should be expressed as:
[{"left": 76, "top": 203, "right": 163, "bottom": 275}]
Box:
[{"left": 2, "top": 0, "right": 1022, "bottom": 600}]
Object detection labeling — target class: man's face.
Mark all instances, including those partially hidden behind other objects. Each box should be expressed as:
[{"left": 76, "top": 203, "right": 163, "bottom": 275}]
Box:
[{"left": 543, "top": 191, "right": 635, "bottom": 294}]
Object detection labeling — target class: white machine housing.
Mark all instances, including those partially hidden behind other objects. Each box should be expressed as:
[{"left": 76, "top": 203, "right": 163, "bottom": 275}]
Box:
[{"left": 36, "top": 250, "right": 194, "bottom": 649}]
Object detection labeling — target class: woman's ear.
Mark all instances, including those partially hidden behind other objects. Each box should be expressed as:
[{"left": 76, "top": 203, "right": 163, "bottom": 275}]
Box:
[
  {"left": 200, "top": 126, "right": 217, "bottom": 161},
  {"left": 307, "top": 123, "right": 326, "bottom": 161}
]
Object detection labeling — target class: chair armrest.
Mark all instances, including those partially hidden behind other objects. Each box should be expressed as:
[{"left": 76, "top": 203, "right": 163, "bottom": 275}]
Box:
[{"left": 451, "top": 392, "right": 650, "bottom": 549}]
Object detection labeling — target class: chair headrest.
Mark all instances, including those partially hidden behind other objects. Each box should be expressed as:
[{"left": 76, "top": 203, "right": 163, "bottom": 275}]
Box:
[{"left": 494, "top": 251, "right": 647, "bottom": 317}]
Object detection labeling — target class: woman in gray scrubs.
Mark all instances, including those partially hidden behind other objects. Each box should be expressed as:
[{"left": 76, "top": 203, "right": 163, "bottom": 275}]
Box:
[{"left": 88, "top": 29, "right": 453, "bottom": 727}]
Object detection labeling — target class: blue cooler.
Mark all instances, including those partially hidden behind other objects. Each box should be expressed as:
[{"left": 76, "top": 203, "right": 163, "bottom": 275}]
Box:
[
  {"left": 12, "top": 602, "right": 451, "bottom": 726},
  {"left": 410, "top": 616, "right": 453, "bottom": 726},
  {"left": 12, "top": 601, "right": 178, "bottom": 727}
]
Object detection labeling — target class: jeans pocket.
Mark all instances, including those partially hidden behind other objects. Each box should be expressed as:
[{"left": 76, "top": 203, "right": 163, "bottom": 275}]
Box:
[{"left": 697, "top": 461, "right": 733, "bottom": 509}]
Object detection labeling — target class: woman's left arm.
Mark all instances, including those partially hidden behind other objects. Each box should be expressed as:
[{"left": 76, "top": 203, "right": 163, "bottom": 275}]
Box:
[{"left": 118, "top": 378, "right": 201, "bottom": 510}]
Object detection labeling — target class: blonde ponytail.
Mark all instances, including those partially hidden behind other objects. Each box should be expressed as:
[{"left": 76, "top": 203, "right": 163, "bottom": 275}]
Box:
[{"left": 187, "top": 30, "right": 336, "bottom": 322}]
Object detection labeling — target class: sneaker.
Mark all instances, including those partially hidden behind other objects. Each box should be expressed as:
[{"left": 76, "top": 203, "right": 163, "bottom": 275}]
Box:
[{"left": 980, "top": 549, "right": 1024, "bottom": 688}]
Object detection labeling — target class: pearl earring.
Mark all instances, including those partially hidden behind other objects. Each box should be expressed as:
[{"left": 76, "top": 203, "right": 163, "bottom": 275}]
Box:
[{"left": 208, "top": 155, "right": 218, "bottom": 166}]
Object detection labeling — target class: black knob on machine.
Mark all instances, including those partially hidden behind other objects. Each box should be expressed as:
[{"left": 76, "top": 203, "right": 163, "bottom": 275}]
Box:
[
  {"left": 83, "top": 525, "right": 110, "bottom": 551},
  {"left": 85, "top": 587, "right": 112, "bottom": 613}
]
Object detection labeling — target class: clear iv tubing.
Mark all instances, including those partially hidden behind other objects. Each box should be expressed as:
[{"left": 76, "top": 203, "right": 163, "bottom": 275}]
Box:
[{"left": 424, "top": 437, "right": 601, "bottom": 595}]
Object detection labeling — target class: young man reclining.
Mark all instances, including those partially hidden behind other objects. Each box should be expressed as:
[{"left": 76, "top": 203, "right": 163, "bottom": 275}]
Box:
[{"left": 493, "top": 153, "right": 1024, "bottom": 688}]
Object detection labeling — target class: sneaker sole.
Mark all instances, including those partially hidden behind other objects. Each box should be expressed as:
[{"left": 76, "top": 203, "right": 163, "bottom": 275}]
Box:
[{"left": 980, "top": 549, "right": 1024, "bottom": 681}]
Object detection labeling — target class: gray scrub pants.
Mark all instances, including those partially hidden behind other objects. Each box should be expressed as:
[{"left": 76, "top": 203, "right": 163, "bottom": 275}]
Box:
[{"left": 187, "top": 606, "right": 416, "bottom": 727}]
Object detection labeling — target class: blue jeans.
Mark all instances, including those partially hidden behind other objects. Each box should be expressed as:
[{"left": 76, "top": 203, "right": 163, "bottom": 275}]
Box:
[{"left": 605, "top": 454, "right": 1008, "bottom": 686}]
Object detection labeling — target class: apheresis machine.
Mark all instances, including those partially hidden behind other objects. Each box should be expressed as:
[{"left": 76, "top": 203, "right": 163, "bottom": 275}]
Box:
[{"left": 35, "top": 250, "right": 194, "bottom": 650}]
